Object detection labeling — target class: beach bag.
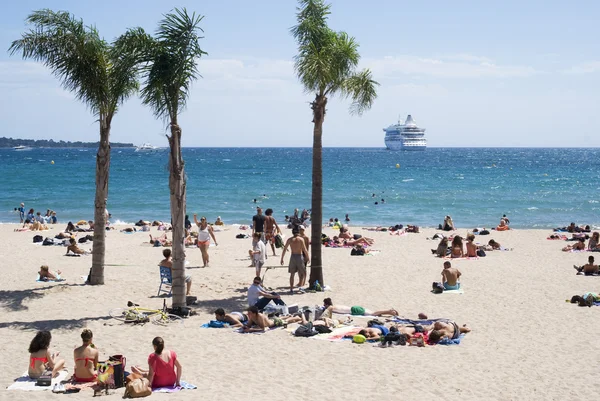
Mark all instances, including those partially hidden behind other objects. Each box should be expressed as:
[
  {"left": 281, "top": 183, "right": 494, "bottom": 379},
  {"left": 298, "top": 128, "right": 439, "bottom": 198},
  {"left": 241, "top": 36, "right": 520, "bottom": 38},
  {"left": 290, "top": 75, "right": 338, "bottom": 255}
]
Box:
[
  {"left": 124, "top": 377, "right": 151, "bottom": 398},
  {"left": 350, "top": 246, "right": 365, "bottom": 256},
  {"left": 36, "top": 372, "right": 52, "bottom": 386},
  {"left": 432, "top": 282, "right": 444, "bottom": 294},
  {"left": 33, "top": 235, "right": 43, "bottom": 243},
  {"left": 367, "top": 319, "right": 385, "bottom": 327},
  {"left": 294, "top": 322, "right": 318, "bottom": 337},
  {"left": 479, "top": 230, "right": 490, "bottom": 235},
  {"left": 42, "top": 237, "right": 54, "bottom": 246},
  {"left": 96, "top": 361, "right": 115, "bottom": 388},
  {"left": 274, "top": 234, "right": 284, "bottom": 248},
  {"left": 313, "top": 324, "right": 332, "bottom": 334},
  {"left": 78, "top": 236, "right": 87, "bottom": 243},
  {"left": 477, "top": 249, "right": 486, "bottom": 257},
  {"left": 108, "top": 355, "right": 126, "bottom": 388}
]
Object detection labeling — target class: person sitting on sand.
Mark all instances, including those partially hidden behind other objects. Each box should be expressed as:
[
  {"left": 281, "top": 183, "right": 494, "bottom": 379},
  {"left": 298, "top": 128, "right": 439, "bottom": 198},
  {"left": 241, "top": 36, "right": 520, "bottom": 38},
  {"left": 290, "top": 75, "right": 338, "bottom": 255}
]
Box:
[
  {"left": 242, "top": 306, "right": 301, "bottom": 332},
  {"left": 574, "top": 256, "right": 599, "bottom": 275},
  {"left": 488, "top": 239, "right": 501, "bottom": 250},
  {"left": 247, "top": 276, "right": 286, "bottom": 310},
  {"left": 38, "top": 265, "right": 62, "bottom": 281},
  {"left": 432, "top": 237, "right": 449, "bottom": 257},
  {"left": 160, "top": 249, "right": 192, "bottom": 296},
  {"left": 214, "top": 308, "right": 249, "bottom": 327},
  {"left": 322, "top": 298, "right": 398, "bottom": 317},
  {"left": 73, "top": 329, "right": 99, "bottom": 383},
  {"left": 29, "top": 220, "right": 48, "bottom": 231},
  {"left": 67, "top": 238, "right": 89, "bottom": 255},
  {"left": 496, "top": 218, "right": 510, "bottom": 231},
  {"left": 215, "top": 216, "right": 224, "bottom": 226},
  {"left": 65, "top": 221, "right": 77, "bottom": 233},
  {"left": 450, "top": 236, "right": 464, "bottom": 258},
  {"left": 562, "top": 238, "right": 586, "bottom": 252},
  {"left": 132, "top": 337, "right": 182, "bottom": 389},
  {"left": 441, "top": 261, "right": 461, "bottom": 290},
  {"left": 28, "top": 330, "right": 65, "bottom": 379},
  {"left": 465, "top": 234, "right": 478, "bottom": 257},
  {"left": 588, "top": 232, "right": 599, "bottom": 251},
  {"left": 440, "top": 215, "right": 455, "bottom": 231}
]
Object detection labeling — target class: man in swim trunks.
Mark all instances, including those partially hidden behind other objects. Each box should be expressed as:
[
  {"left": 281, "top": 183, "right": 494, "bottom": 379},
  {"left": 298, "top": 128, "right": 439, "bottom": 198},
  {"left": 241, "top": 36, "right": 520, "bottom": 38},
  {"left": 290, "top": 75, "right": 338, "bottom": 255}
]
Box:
[
  {"left": 358, "top": 325, "right": 389, "bottom": 340},
  {"left": 252, "top": 207, "right": 266, "bottom": 243},
  {"left": 214, "top": 308, "right": 248, "bottom": 327},
  {"left": 322, "top": 298, "right": 398, "bottom": 317},
  {"left": 441, "top": 261, "right": 461, "bottom": 290},
  {"left": 281, "top": 227, "right": 310, "bottom": 293},
  {"left": 574, "top": 255, "right": 599, "bottom": 275},
  {"left": 299, "top": 226, "right": 310, "bottom": 268},
  {"left": 243, "top": 306, "right": 302, "bottom": 332},
  {"left": 264, "top": 208, "right": 281, "bottom": 256},
  {"left": 426, "top": 321, "right": 471, "bottom": 343},
  {"left": 160, "top": 248, "right": 192, "bottom": 296}
]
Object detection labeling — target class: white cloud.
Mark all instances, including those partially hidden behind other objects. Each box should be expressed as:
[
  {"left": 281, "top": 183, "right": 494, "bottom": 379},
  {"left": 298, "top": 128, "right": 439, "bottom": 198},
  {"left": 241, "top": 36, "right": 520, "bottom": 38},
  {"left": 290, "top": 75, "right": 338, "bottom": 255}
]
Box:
[
  {"left": 364, "top": 55, "right": 538, "bottom": 79},
  {"left": 563, "top": 61, "right": 600, "bottom": 74}
]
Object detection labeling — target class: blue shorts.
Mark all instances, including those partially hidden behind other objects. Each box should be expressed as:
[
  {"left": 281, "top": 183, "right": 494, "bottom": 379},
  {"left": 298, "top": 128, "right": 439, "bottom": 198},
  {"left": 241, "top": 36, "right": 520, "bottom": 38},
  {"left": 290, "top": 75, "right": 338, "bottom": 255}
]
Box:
[{"left": 443, "top": 282, "right": 460, "bottom": 291}]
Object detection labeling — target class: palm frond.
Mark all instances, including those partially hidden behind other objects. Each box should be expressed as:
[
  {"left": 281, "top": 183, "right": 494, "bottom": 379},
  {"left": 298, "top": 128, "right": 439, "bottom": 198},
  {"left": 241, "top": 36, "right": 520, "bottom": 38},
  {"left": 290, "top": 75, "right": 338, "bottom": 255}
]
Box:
[
  {"left": 9, "top": 9, "right": 110, "bottom": 116},
  {"left": 290, "top": 0, "right": 331, "bottom": 48},
  {"left": 341, "top": 69, "right": 379, "bottom": 115}
]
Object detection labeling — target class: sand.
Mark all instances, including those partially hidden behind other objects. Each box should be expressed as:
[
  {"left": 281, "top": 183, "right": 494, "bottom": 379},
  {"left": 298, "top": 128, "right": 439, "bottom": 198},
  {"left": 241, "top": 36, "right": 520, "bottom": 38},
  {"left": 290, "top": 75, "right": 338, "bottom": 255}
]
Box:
[{"left": 1, "top": 223, "right": 599, "bottom": 400}]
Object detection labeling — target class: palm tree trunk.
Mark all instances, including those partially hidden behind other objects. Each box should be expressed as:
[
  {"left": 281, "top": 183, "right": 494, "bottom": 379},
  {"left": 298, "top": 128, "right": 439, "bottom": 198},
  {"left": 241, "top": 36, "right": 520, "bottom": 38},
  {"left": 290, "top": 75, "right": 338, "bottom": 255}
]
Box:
[
  {"left": 168, "top": 120, "right": 187, "bottom": 308},
  {"left": 309, "top": 94, "right": 327, "bottom": 288},
  {"left": 90, "top": 122, "right": 111, "bottom": 285}
]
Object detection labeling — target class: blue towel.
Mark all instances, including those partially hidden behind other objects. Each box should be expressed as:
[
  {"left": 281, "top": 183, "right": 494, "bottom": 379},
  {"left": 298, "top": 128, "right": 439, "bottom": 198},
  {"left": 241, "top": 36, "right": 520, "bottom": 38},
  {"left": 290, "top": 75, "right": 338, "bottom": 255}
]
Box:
[
  {"left": 438, "top": 335, "right": 464, "bottom": 345},
  {"left": 201, "top": 320, "right": 230, "bottom": 328}
]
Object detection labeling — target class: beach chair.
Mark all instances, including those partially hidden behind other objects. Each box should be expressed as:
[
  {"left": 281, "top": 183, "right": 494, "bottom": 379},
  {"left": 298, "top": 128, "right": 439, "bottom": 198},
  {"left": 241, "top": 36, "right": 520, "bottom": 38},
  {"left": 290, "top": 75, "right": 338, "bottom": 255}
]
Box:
[{"left": 157, "top": 266, "right": 172, "bottom": 296}]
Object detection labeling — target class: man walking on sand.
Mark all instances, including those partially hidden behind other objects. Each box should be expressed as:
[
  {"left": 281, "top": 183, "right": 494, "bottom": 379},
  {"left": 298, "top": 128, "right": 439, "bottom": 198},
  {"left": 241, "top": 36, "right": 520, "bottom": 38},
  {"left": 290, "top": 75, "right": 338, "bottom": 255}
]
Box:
[
  {"left": 281, "top": 227, "right": 310, "bottom": 294},
  {"left": 299, "top": 226, "right": 310, "bottom": 269},
  {"left": 264, "top": 208, "right": 281, "bottom": 256}
]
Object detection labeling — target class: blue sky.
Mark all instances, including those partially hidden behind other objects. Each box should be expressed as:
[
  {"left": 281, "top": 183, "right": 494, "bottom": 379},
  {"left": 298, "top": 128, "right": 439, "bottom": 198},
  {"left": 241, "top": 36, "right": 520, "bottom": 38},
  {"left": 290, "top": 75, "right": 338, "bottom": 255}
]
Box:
[{"left": 1, "top": 0, "right": 599, "bottom": 147}]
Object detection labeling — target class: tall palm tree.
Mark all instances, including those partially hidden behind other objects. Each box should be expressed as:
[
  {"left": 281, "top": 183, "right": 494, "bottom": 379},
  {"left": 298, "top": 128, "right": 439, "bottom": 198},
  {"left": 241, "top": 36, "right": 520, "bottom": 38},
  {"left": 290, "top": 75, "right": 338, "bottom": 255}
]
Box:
[
  {"left": 122, "top": 8, "right": 207, "bottom": 308},
  {"left": 291, "top": 0, "right": 378, "bottom": 287},
  {"left": 9, "top": 10, "right": 139, "bottom": 284}
]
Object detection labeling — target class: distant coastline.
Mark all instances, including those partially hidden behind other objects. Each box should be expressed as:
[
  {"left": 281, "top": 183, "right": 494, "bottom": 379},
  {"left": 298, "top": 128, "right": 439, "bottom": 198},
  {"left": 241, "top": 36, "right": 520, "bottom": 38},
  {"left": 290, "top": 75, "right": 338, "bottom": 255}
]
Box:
[{"left": 0, "top": 137, "right": 133, "bottom": 148}]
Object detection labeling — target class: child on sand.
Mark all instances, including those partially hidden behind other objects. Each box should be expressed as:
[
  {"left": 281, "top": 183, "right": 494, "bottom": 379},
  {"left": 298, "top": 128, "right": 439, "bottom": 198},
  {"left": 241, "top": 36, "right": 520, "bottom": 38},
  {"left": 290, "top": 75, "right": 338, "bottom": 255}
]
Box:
[{"left": 249, "top": 232, "right": 266, "bottom": 276}]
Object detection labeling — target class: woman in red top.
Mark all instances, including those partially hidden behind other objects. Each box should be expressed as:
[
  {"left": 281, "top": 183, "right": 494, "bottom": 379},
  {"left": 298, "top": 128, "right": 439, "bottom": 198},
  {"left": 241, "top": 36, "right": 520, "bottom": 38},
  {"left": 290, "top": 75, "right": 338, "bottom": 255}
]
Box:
[{"left": 145, "top": 337, "right": 182, "bottom": 388}]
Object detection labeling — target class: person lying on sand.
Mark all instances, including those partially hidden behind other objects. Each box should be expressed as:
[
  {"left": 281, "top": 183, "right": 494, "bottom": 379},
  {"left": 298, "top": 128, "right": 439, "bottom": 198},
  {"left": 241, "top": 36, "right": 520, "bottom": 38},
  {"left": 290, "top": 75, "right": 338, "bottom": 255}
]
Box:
[
  {"left": 214, "top": 308, "right": 248, "bottom": 327},
  {"left": 358, "top": 325, "right": 389, "bottom": 340},
  {"left": 395, "top": 320, "right": 471, "bottom": 344},
  {"left": 66, "top": 238, "right": 89, "bottom": 255},
  {"left": 574, "top": 256, "right": 599, "bottom": 275},
  {"left": 39, "top": 265, "right": 61, "bottom": 281},
  {"left": 441, "top": 261, "right": 461, "bottom": 290},
  {"left": 562, "top": 238, "right": 586, "bottom": 252},
  {"left": 242, "top": 306, "right": 301, "bottom": 332},
  {"left": 150, "top": 233, "right": 171, "bottom": 247},
  {"left": 322, "top": 298, "right": 398, "bottom": 317},
  {"left": 332, "top": 236, "right": 374, "bottom": 247}
]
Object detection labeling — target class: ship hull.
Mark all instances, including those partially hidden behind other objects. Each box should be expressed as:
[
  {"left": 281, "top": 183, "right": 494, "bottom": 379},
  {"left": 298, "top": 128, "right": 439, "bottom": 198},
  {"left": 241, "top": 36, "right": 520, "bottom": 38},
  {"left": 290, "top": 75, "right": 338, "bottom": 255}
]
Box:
[{"left": 385, "top": 139, "right": 426, "bottom": 151}]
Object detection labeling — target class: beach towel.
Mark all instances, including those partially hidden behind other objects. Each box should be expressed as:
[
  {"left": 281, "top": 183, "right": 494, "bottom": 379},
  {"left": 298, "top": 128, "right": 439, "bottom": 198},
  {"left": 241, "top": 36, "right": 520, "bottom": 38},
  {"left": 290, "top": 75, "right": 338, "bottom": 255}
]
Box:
[
  {"left": 441, "top": 288, "right": 464, "bottom": 294},
  {"left": 7, "top": 370, "right": 69, "bottom": 391},
  {"left": 389, "top": 318, "right": 466, "bottom": 345},
  {"left": 312, "top": 326, "right": 362, "bottom": 342},
  {"left": 547, "top": 235, "right": 567, "bottom": 240},
  {"left": 36, "top": 274, "right": 64, "bottom": 282},
  {"left": 234, "top": 326, "right": 282, "bottom": 334},
  {"left": 152, "top": 381, "right": 197, "bottom": 392},
  {"left": 200, "top": 321, "right": 230, "bottom": 328}
]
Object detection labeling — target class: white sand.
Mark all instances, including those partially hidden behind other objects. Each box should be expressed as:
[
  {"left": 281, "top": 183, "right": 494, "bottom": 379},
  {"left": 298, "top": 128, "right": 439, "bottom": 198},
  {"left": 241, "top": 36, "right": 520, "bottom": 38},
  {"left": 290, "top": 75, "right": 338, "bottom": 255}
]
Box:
[{"left": 1, "top": 223, "right": 599, "bottom": 400}]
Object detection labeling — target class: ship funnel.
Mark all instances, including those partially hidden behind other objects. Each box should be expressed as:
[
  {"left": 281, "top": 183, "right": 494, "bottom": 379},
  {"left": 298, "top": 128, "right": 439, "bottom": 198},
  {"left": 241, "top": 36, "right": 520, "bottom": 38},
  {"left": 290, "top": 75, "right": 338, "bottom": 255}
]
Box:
[{"left": 404, "top": 114, "right": 416, "bottom": 126}]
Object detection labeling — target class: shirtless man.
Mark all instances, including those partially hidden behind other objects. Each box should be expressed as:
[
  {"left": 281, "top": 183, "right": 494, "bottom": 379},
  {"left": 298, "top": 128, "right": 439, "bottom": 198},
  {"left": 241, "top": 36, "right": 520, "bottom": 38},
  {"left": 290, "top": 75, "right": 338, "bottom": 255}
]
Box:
[
  {"left": 264, "top": 208, "right": 281, "bottom": 256},
  {"left": 395, "top": 320, "right": 471, "bottom": 343},
  {"left": 281, "top": 227, "right": 310, "bottom": 293},
  {"left": 465, "top": 234, "right": 478, "bottom": 257},
  {"left": 67, "top": 238, "right": 89, "bottom": 255},
  {"left": 299, "top": 226, "right": 310, "bottom": 269},
  {"left": 159, "top": 248, "right": 192, "bottom": 295},
  {"left": 321, "top": 298, "right": 398, "bottom": 318},
  {"left": 441, "top": 261, "right": 461, "bottom": 290},
  {"left": 242, "top": 306, "right": 302, "bottom": 332},
  {"left": 214, "top": 308, "right": 248, "bottom": 328},
  {"left": 574, "top": 255, "right": 599, "bottom": 275},
  {"left": 358, "top": 325, "right": 389, "bottom": 340}
]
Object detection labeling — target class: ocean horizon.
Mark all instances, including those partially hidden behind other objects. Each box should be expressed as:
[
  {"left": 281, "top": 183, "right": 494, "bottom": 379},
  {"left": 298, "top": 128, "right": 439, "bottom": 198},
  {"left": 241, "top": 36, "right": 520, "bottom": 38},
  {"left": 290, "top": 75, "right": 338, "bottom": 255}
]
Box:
[{"left": 2, "top": 147, "right": 599, "bottom": 229}]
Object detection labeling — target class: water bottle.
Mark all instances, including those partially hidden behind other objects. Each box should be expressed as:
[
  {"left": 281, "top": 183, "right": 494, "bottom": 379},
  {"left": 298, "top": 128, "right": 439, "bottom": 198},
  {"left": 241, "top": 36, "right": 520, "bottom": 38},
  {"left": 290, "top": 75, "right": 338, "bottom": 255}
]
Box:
[{"left": 315, "top": 280, "right": 322, "bottom": 292}]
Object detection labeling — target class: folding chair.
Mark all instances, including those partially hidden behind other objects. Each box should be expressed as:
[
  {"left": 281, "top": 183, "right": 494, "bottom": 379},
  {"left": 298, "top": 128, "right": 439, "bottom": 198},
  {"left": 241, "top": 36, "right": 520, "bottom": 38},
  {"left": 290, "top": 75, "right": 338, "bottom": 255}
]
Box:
[{"left": 157, "top": 266, "right": 172, "bottom": 296}]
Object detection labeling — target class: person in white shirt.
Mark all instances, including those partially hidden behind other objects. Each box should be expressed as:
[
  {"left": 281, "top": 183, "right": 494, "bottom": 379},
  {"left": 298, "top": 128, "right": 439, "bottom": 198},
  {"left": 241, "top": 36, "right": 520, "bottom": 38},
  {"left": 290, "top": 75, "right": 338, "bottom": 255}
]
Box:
[{"left": 247, "top": 277, "right": 286, "bottom": 310}]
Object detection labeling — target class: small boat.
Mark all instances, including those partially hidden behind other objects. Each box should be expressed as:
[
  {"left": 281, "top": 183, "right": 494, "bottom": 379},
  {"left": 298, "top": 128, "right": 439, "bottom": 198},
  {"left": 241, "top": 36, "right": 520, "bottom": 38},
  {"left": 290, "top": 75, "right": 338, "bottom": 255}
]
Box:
[
  {"left": 13, "top": 145, "right": 31, "bottom": 151},
  {"left": 135, "top": 143, "right": 159, "bottom": 152}
]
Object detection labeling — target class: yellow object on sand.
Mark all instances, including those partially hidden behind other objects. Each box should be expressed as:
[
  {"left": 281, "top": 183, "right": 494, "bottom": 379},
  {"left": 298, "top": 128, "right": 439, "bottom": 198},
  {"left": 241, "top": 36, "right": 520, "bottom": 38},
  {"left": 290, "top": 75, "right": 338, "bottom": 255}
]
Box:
[
  {"left": 353, "top": 334, "right": 366, "bottom": 344},
  {"left": 76, "top": 220, "right": 87, "bottom": 226}
]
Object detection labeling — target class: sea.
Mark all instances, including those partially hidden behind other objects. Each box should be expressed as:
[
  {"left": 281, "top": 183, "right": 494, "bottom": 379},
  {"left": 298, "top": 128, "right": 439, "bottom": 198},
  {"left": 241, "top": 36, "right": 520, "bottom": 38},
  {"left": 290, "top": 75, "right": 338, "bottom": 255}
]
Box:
[{"left": 1, "top": 147, "right": 599, "bottom": 229}]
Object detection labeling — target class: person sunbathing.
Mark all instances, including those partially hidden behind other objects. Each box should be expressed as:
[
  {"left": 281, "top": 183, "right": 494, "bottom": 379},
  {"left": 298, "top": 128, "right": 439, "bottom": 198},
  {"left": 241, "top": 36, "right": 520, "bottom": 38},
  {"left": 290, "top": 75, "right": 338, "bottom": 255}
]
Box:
[
  {"left": 450, "top": 236, "right": 464, "bottom": 258},
  {"left": 440, "top": 215, "right": 455, "bottom": 231},
  {"left": 488, "top": 239, "right": 502, "bottom": 250},
  {"left": 242, "top": 306, "right": 300, "bottom": 332},
  {"left": 66, "top": 238, "right": 89, "bottom": 255},
  {"left": 214, "top": 308, "right": 248, "bottom": 327},
  {"left": 432, "top": 237, "right": 449, "bottom": 257},
  {"left": 39, "top": 265, "right": 61, "bottom": 281},
  {"left": 322, "top": 298, "right": 398, "bottom": 317},
  {"left": 150, "top": 233, "right": 171, "bottom": 247},
  {"left": 465, "top": 234, "right": 478, "bottom": 257},
  {"left": 332, "top": 236, "right": 374, "bottom": 247},
  {"left": 574, "top": 256, "right": 599, "bottom": 275},
  {"left": 427, "top": 321, "right": 471, "bottom": 344},
  {"left": 358, "top": 325, "right": 389, "bottom": 340},
  {"left": 441, "top": 261, "right": 461, "bottom": 290},
  {"left": 73, "top": 329, "right": 99, "bottom": 383},
  {"left": 29, "top": 220, "right": 48, "bottom": 231},
  {"left": 496, "top": 218, "right": 510, "bottom": 231},
  {"left": 588, "top": 232, "right": 599, "bottom": 251},
  {"left": 562, "top": 238, "right": 586, "bottom": 252},
  {"left": 28, "top": 330, "right": 65, "bottom": 379}
]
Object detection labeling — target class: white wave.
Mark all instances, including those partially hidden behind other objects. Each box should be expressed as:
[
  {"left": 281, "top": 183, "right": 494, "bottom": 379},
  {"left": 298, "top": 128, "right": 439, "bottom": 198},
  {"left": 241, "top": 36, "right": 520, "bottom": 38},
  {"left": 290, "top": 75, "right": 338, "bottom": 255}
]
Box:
[
  {"left": 456, "top": 176, "right": 464, "bottom": 179},
  {"left": 491, "top": 186, "right": 500, "bottom": 189},
  {"left": 402, "top": 179, "right": 414, "bottom": 182},
  {"left": 527, "top": 207, "right": 538, "bottom": 210},
  {"left": 222, "top": 159, "right": 231, "bottom": 162},
  {"left": 589, "top": 200, "right": 599, "bottom": 204}
]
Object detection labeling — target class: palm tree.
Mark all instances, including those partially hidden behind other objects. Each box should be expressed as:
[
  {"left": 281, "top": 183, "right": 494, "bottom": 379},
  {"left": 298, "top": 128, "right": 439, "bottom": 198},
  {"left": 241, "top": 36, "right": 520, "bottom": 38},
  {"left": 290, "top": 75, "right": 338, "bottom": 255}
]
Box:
[
  {"left": 122, "top": 8, "right": 207, "bottom": 308},
  {"left": 9, "top": 10, "right": 139, "bottom": 284},
  {"left": 291, "top": 0, "right": 378, "bottom": 287}
]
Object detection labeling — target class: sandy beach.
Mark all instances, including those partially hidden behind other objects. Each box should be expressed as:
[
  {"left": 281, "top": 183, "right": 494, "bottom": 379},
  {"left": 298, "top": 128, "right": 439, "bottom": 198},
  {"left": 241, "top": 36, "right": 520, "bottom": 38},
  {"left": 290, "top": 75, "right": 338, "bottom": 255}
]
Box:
[{"left": 1, "top": 223, "right": 599, "bottom": 400}]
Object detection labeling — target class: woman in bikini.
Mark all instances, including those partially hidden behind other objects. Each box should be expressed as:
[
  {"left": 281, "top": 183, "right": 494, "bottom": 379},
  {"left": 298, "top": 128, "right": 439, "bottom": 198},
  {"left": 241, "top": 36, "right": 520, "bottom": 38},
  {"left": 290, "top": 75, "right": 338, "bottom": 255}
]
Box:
[
  {"left": 73, "top": 329, "right": 99, "bottom": 382},
  {"left": 38, "top": 265, "right": 61, "bottom": 281},
  {"left": 451, "top": 236, "right": 464, "bottom": 258},
  {"left": 194, "top": 214, "right": 218, "bottom": 267},
  {"left": 132, "top": 337, "right": 182, "bottom": 389},
  {"left": 465, "top": 234, "right": 478, "bottom": 257},
  {"left": 28, "top": 330, "right": 65, "bottom": 379},
  {"left": 588, "top": 232, "right": 599, "bottom": 251}
]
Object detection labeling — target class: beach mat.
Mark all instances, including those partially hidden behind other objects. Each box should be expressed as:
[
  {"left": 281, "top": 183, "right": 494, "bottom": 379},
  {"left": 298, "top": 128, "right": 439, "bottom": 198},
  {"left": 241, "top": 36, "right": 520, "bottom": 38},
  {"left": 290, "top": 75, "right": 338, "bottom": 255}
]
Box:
[
  {"left": 7, "top": 370, "right": 69, "bottom": 391},
  {"left": 434, "top": 288, "right": 464, "bottom": 295},
  {"left": 153, "top": 380, "right": 197, "bottom": 392}
]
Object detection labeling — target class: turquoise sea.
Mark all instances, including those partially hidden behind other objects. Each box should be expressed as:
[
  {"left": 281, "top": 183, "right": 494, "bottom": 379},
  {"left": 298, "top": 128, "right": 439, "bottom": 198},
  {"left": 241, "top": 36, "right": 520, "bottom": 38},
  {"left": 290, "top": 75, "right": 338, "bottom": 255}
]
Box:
[{"left": 1, "top": 147, "right": 599, "bottom": 229}]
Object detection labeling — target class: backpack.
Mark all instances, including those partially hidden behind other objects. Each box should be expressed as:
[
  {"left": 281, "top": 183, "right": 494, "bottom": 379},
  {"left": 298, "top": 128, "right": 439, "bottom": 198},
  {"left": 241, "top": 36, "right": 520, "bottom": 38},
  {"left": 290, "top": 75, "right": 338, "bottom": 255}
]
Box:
[
  {"left": 432, "top": 282, "right": 444, "bottom": 294},
  {"left": 367, "top": 319, "right": 385, "bottom": 327},
  {"left": 275, "top": 234, "right": 284, "bottom": 248},
  {"left": 479, "top": 229, "right": 490, "bottom": 235},
  {"left": 78, "top": 236, "right": 88, "bottom": 243},
  {"left": 294, "top": 322, "right": 318, "bottom": 337},
  {"left": 313, "top": 324, "right": 332, "bottom": 334},
  {"left": 42, "top": 237, "right": 55, "bottom": 246},
  {"left": 33, "top": 235, "right": 43, "bottom": 243},
  {"left": 477, "top": 249, "right": 486, "bottom": 257},
  {"left": 350, "top": 246, "right": 365, "bottom": 256}
]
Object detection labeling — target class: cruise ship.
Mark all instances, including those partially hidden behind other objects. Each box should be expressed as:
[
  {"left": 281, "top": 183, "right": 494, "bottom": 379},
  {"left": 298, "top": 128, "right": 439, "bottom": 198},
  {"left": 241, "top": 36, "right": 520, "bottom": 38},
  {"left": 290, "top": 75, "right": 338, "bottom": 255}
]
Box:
[{"left": 383, "top": 114, "right": 427, "bottom": 151}]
